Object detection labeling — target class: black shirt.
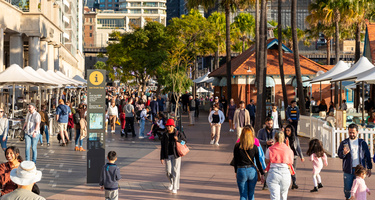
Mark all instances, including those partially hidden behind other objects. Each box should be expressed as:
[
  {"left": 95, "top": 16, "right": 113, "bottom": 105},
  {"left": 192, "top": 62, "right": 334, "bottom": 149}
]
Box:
[
  {"left": 168, "top": 133, "right": 175, "bottom": 155},
  {"left": 233, "top": 143, "right": 264, "bottom": 174}
]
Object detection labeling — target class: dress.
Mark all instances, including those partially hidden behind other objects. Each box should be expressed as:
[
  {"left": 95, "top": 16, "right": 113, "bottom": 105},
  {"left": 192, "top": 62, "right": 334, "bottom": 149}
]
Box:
[
  {"left": 310, "top": 153, "right": 328, "bottom": 175},
  {"left": 351, "top": 177, "right": 370, "bottom": 200},
  {"left": 227, "top": 104, "right": 236, "bottom": 120}
]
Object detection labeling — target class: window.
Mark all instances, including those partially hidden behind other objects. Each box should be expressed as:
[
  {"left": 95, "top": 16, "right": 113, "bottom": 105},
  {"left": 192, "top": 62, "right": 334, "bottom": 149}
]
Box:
[
  {"left": 115, "top": 4, "right": 118, "bottom": 7},
  {"left": 90, "top": 33, "right": 92, "bottom": 37},
  {"left": 114, "top": 0, "right": 119, "bottom": 2},
  {"left": 90, "top": 26, "right": 92, "bottom": 30},
  {"left": 143, "top": 9, "right": 158, "bottom": 14},
  {"left": 90, "top": 18, "right": 92, "bottom": 23},
  {"left": 99, "top": 0, "right": 105, "bottom": 2},
  {"left": 129, "top": 9, "right": 141, "bottom": 14},
  {"left": 108, "top": 4, "right": 112, "bottom": 7},
  {"left": 108, "top": 0, "right": 112, "bottom": 2},
  {"left": 266, "top": 87, "right": 274, "bottom": 103},
  {"left": 144, "top": 2, "right": 157, "bottom": 7},
  {"left": 130, "top": 2, "right": 141, "bottom": 7},
  {"left": 97, "top": 18, "right": 125, "bottom": 29},
  {"left": 99, "top": 4, "right": 105, "bottom": 7}
]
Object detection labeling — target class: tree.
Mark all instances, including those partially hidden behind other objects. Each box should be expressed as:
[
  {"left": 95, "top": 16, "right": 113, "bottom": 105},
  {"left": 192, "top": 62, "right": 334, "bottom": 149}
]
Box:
[
  {"left": 232, "top": 13, "right": 255, "bottom": 52},
  {"left": 278, "top": 0, "right": 288, "bottom": 110},
  {"left": 187, "top": 0, "right": 254, "bottom": 102},
  {"left": 208, "top": 12, "right": 226, "bottom": 70},
  {"left": 291, "top": 0, "right": 306, "bottom": 115}
]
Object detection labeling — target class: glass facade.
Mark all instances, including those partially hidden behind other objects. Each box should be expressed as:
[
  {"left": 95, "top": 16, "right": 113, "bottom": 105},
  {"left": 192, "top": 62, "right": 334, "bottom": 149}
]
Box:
[
  {"left": 98, "top": 18, "right": 125, "bottom": 29},
  {"left": 144, "top": 9, "right": 158, "bottom": 14},
  {"left": 129, "top": 9, "right": 141, "bottom": 14}
]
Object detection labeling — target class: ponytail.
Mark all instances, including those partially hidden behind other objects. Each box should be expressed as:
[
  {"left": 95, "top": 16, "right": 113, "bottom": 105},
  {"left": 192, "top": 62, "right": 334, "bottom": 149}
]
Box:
[{"left": 274, "top": 131, "right": 285, "bottom": 144}]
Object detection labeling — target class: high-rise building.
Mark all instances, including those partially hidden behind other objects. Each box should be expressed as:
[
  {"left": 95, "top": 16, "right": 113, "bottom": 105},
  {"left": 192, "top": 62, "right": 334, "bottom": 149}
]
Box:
[{"left": 166, "top": 0, "right": 186, "bottom": 24}]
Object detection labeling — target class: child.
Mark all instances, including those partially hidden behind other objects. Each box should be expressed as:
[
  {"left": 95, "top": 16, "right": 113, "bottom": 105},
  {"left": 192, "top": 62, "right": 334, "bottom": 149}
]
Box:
[
  {"left": 99, "top": 151, "right": 122, "bottom": 200},
  {"left": 350, "top": 165, "right": 371, "bottom": 200},
  {"left": 306, "top": 139, "right": 328, "bottom": 192},
  {"left": 149, "top": 113, "right": 166, "bottom": 140}
]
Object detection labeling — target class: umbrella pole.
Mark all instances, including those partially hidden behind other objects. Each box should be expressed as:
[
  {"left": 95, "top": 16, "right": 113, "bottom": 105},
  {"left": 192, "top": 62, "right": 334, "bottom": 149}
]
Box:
[
  {"left": 320, "top": 82, "right": 322, "bottom": 102},
  {"left": 339, "top": 81, "right": 342, "bottom": 109},
  {"left": 38, "top": 86, "right": 41, "bottom": 111},
  {"left": 48, "top": 89, "right": 51, "bottom": 113},
  {"left": 12, "top": 84, "right": 15, "bottom": 118},
  {"left": 362, "top": 81, "right": 365, "bottom": 125}
]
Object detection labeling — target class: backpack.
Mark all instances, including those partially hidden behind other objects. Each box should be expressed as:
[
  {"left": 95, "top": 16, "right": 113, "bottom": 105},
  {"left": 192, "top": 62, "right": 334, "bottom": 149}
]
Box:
[
  {"left": 73, "top": 112, "right": 81, "bottom": 124},
  {"left": 136, "top": 110, "right": 142, "bottom": 120}
]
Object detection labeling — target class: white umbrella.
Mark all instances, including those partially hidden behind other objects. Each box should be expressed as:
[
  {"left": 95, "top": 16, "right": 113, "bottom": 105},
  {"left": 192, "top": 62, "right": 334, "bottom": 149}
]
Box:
[
  {"left": 310, "top": 61, "right": 350, "bottom": 83},
  {"left": 196, "top": 87, "right": 209, "bottom": 93},
  {"left": 331, "top": 57, "right": 375, "bottom": 82},
  {"left": 72, "top": 75, "right": 87, "bottom": 84},
  {"left": 46, "top": 70, "right": 78, "bottom": 86},
  {"left": 193, "top": 72, "right": 211, "bottom": 83},
  {"left": 55, "top": 71, "right": 85, "bottom": 86}
]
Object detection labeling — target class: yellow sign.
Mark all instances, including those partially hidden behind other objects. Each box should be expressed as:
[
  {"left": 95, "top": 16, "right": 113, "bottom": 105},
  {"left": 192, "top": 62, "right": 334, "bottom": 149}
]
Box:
[{"left": 89, "top": 71, "right": 104, "bottom": 86}]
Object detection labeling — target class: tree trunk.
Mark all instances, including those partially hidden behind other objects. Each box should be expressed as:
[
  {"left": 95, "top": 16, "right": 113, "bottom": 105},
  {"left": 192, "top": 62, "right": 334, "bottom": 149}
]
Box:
[
  {"left": 255, "top": 0, "right": 267, "bottom": 133},
  {"left": 255, "top": 0, "right": 260, "bottom": 89},
  {"left": 291, "top": 0, "right": 306, "bottom": 115},
  {"left": 278, "top": 0, "right": 288, "bottom": 109},
  {"left": 326, "top": 38, "right": 331, "bottom": 65},
  {"left": 242, "top": 39, "right": 245, "bottom": 53},
  {"left": 335, "top": 9, "right": 340, "bottom": 64},
  {"left": 355, "top": 22, "right": 361, "bottom": 62},
  {"left": 214, "top": 43, "right": 220, "bottom": 70},
  {"left": 225, "top": 4, "right": 232, "bottom": 101},
  {"left": 261, "top": 1, "right": 268, "bottom": 126}
]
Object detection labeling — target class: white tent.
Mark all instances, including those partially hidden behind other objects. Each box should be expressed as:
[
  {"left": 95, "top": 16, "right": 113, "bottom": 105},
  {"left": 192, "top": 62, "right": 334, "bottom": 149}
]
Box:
[
  {"left": 355, "top": 68, "right": 375, "bottom": 84},
  {"left": 193, "top": 72, "right": 214, "bottom": 83},
  {"left": 24, "top": 67, "right": 57, "bottom": 86},
  {"left": 331, "top": 57, "right": 375, "bottom": 82},
  {"left": 55, "top": 71, "right": 85, "bottom": 86},
  {"left": 310, "top": 61, "right": 350, "bottom": 83},
  {"left": 197, "top": 87, "right": 209, "bottom": 93},
  {"left": 47, "top": 70, "right": 79, "bottom": 86},
  {"left": 36, "top": 69, "right": 65, "bottom": 87},
  {"left": 73, "top": 75, "right": 87, "bottom": 84}
]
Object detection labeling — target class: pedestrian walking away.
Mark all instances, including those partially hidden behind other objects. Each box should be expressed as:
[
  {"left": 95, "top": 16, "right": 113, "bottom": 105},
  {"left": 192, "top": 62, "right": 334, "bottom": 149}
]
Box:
[
  {"left": 306, "top": 139, "right": 328, "bottom": 192},
  {"left": 188, "top": 96, "right": 196, "bottom": 126},
  {"left": 124, "top": 98, "right": 136, "bottom": 137},
  {"left": 160, "top": 119, "right": 186, "bottom": 194},
  {"left": 246, "top": 99, "right": 256, "bottom": 128},
  {"left": 227, "top": 98, "right": 236, "bottom": 132},
  {"left": 99, "top": 151, "right": 122, "bottom": 200},
  {"left": 38, "top": 105, "right": 49, "bottom": 147},
  {"left": 338, "top": 123, "right": 372, "bottom": 200},
  {"left": 55, "top": 99, "right": 72, "bottom": 146},
  {"left": 74, "top": 103, "right": 87, "bottom": 151},
  {"left": 194, "top": 95, "right": 200, "bottom": 118},
  {"left": 23, "top": 103, "right": 41, "bottom": 163},
  {"left": 208, "top": 104, "right": 225, "bottom": 146}
]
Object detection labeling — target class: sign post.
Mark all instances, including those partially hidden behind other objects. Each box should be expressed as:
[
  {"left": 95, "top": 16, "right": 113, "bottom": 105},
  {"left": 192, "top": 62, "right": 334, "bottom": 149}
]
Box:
[{"left": 87, "top": 69, "right": 106, "bottom": 183}]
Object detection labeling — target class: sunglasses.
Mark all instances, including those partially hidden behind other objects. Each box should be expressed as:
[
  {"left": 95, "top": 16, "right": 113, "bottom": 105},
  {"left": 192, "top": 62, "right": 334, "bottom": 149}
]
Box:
[{"left": 0, "top": 111, "right": 3, "bottom": 113}]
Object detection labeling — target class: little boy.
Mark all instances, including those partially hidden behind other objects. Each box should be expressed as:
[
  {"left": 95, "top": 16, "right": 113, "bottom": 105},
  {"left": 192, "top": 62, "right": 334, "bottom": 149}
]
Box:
[{"left": 100, "top": 151, "right": 121, "bottom": 200}]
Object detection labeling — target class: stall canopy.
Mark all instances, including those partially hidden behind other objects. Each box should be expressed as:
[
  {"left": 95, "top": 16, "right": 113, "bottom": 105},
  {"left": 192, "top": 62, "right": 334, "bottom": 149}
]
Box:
[
  {"left": 23, "top": 66, "right": 57, "bottom": 86},
  {"left": 355, "top": 67, "right": 375, "bottom": 84},
  {"left": 36, "top": 69, "right": 65, "bottom": 87},
  {"left": 197, "top": 87, "right": 211, "bottom": 93},
  {"left": 73, "top": 75, "right": 87, "bottom": 84},
  {"left": 331, "top": 56, "right": 375, "bottom": 82},
  {"left": 193, "top": 72, "right": 215, "bottom": 83},
  {"left": 46, "top": 70, "right": 78, "bottom": 86},
  {"left": 55, "top": 71, "right": 85, "bottom": 86},
  {"left": 292, "top": 76, "right": 311, "bottom": 87},
  {"left": 0, "top": 64, "right": 56, "bottom": 86},
  {"left": 310, "top": 61, "right": 350, "bottom": 83}
]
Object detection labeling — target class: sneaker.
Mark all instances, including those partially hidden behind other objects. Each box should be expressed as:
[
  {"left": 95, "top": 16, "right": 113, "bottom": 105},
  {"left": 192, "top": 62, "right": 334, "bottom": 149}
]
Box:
[
  {"left": 75, "top": 146, "right": 79, "bottom": 151},
  {"left": 318, "top": 183, "right": 323, "bottom": 189},
  {"left": 310, "top": 187, "right": 318, "bottom": 192},
  {"left": 262, "top": 182, "right": 268, "bottom": 190},
  {"left": 172, "top": 189, "right": 177, "bottom": 194},
  {"left": 139, "top": 136, "right": 144, "bottom": 139},
  {"left": 147, "top": 131, "right": 152, "bottom": 136},
  {"left": 79, "top": 147, "right": 86, "bottom": 151},
  {"left": 40, "top": 143, "right": 43, "bottom": 146},
  {"left": 149, "top": 135, "right": 155, "bottom": 140},
  {"left": 47, "top": 143, "right": 50, "bottom": 147},
  {"left": 291, "top": 184, "right": 298, "bottom": 189},
  {"left": 210, "top": 139, "right": 215, "bottom": 145},
  {"left": 168, "top": 184, "right": 173, "bottom": 191},
  {"left": 229, "top": 129, "right": 233, "bottom": 132},
  {"left": 215, "top": 143, "right": 220, "bottom": 146}
]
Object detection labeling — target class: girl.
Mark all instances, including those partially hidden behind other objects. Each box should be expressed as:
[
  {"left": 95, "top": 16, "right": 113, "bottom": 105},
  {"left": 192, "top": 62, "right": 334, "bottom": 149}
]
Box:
[
  {"left": 0, "top": 146, "right": 22, "bottom": 195},
  {"left": 209, "top": 104, "right": 225, "bottom": 146},
  {"left": 351, "top": 164, "right": 371, "bottom": 200},
  {"left": 149, "top": 113, "right": 165, "bottom": 140},
  {"left": 306, "top": 139, "right": 328, "bottom": 192}
]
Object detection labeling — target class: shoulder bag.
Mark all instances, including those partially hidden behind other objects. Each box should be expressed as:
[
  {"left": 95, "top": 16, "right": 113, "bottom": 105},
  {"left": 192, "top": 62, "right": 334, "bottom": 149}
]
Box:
[
  {"left": 244, "top": 150, "right": 261, "bottom": 182},
  {"left": 175, "top": 131, "right": 189, "bottom": 157}
]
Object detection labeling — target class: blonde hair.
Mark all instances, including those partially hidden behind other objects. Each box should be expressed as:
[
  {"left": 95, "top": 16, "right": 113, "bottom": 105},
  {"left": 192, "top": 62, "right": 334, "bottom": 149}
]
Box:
[
  {"left": 274, "top": 131, "right": 285, "bottom": 144},
  {"left": 239, "top": 126, "right": 255, "bottom": 150}
]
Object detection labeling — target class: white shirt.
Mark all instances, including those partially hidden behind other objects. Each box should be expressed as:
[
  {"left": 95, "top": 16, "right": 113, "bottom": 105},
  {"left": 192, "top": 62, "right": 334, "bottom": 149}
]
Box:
[
  {"left": 108, "top": 105, "right": 118, "bottom": 116},
  {"left": 157, "top": 119, "right": 165, "bottom": 129},
  {"left": 25, "top": 111, "right": 41, "bottom": 135},
  {"left": 311, "top": 100, "right": 316, "bottom": 106},
  {"left": 349, "top": 138, "right": 360, "bottom": 167},
  {"left": 272, "top": 111, "right": 279, "bottom": 129}
]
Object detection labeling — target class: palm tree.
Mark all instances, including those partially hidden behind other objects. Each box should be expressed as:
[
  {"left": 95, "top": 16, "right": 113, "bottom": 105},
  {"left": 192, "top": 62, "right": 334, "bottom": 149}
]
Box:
[
  {"left": 232, "top": 13, "right": 255, "bottom": 52},
  {"left": 187, "top": 0, "right": 253, "bottom": 101},
  {"left": 291, "top": 0, "right": 306, "bottom": 115},
  {"left": 278, "top": 0, "right": 288, "bottom": 110},
  {"left": 208, "top": 12, "right": 226, "bottom": 70}
]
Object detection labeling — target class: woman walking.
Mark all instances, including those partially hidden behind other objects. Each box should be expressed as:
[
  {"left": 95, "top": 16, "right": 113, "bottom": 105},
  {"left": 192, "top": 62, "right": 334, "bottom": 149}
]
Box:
[
  {"left": 0, "top": 146, "right": 22, "bottom": 195},
  {"left": 0, "top": 107, "right": 9, "bottom": 151},
  {"left": 227, "top": 99, "right": 236, "bottom": 132},
  {"left": 38, "top": 105, "right": 49, "bottom": 147},
  {"left": 108, "top": 100, "right": 118, "bottom": 133},
  {"left": 233, "top": 126, "right": 265, "bottom": 200},
  {"left": 208, "top": 104, "right": 225, "bottom": 146},
  {"left": 265, "top": 131, "right": 294, "bottom": 200},
  {"left": 74, "top": 103, "right": 87, "bottom": 151},
  {"left": 66, "top": 101, "right": 75, "bottom": 142},
  {"left": 160, "top": 119, "right": 186, "bottom": 194},
  {"left": 284, "top": 125, "right": 304, "bottom": 189}
]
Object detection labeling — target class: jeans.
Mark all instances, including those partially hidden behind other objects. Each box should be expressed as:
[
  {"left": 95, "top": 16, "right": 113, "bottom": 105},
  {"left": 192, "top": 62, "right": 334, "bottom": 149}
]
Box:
[
  {"left": 291, "top": 120, "right": 298, "bottom": 136},
  {"left": 267, "top": 166, "right": 291, "bottom": 200},
  {"left": 39, "top": 125, "right": 50, "bottom": 144},
  {"left": 344, "top": 168, "right": 356, "bottom": 199},
  {"left": 0, "top": 135, "right": 7, "bottom": 150},
  {"left": 291, "top": 158, "right": 297, "bottom": 184},
  {"left": 189, "top": 111, "right": 195, "bottom": 124},
  {"left": 139, "top": 119, "right": 145, "bottom": 137},
  {"left": 75, "top": 129, "right": 83, "bottom": 147},
  {"left": 25, "top": 134, "right": 39, "bottom": 163},
  {"left": 236, "top": 166, "right": 258, "bottom": 200}
]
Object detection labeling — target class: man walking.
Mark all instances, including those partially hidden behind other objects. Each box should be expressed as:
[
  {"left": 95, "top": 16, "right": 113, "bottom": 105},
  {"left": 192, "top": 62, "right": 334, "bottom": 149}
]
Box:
[
  {"left": 188, "top": 96, "right": 196, "bottom": 126},
  {"left": 194, "top": 95, "right": 200, "bottom": 118},
  {"left": 157, "top": 95, "right": 165, "bottom": 113},
  {"left": 233, "top": 101, "right": 250, "bottom": 139},
  {"left": 124, "top": 98, "right": 136, "bottom": 138},
  {"left": 246, "top": 99, "right": 256, "bottom": 127},
  {"left": 23, "top": 103, "right": 41, "bottom": 163},
  {"left": 257, "top": 117, "right": 277, "bottom": 190},
  {"left": 286, "top": 100, "right": 300, "bottom": 136},
  {"left": 150, "top": 96, "right": 159, "bottom": 122},
  {"left": 338, "top": 123, "right": 372, "bottom": 200},
  {"left": 56, "top": 99, "right": 71, "bottom": 146}
]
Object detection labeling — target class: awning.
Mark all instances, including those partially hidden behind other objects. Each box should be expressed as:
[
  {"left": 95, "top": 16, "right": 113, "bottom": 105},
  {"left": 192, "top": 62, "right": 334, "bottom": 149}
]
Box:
[
  {"left": 193, "top": 72, "right": 210, "bottom": 83},
  {"left": 219, "top": 77, "right": 227, "bottom": 86},
  {"left": 355, "top": 67, "right": 375, "bottom": 84},
  {"left": 331, "top": 56, "right": 375, "bottom": 82},
  {"left": 266, "top": 76, "right": 275, "bottom": 88},
  {"left": 292, "top": 76, "right": 311, "bottom": 87},
  {"left": 310, "top": 61, "right": 350, "bottom": 83}
]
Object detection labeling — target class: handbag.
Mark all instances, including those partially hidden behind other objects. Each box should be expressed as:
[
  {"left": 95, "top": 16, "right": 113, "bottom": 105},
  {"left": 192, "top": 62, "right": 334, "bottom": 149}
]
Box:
[
  {"left": 244, "top": 150, "right": 261, "bottom": 182},
  {"left": 175, "top": 132, "right": 190, "bottom": 157}
]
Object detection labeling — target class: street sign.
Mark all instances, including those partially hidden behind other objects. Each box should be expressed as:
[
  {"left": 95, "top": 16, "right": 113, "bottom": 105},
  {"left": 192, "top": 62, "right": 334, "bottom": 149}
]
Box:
[{"left": 87, "top": 69, "right": 106, "bottom": 183}]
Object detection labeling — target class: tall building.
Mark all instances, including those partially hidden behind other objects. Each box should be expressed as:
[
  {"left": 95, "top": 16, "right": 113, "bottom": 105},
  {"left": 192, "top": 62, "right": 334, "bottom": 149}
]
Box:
[
  {"left": 0, "top": 0, "right": 85, "bottom": 77},
  {"left": 166, "top": 0, "right": 186, "bottom": 24},
  {"left": 98, "top": 0, "right": 120, "bottom": 11}
]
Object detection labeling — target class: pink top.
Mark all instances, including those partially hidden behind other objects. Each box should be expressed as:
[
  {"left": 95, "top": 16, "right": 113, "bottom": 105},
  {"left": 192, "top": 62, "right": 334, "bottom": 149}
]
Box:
[
  {"left": 236, "top": 138, "right": 260, "bottom": 147},
  {"left": 351, "top": 177, "right": 370, "bottom": 200},
  {"left": 268, "top": 143, "right": 294, "bottom": 164},
  {"left": 310, "top": 153, "right": 328, "bottom": 175}
]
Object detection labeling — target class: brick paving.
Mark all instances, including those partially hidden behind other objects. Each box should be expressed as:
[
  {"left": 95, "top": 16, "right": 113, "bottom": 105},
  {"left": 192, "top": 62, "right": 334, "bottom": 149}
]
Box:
[{"left": 4, "top": 112, "right": 375, "bottom": 199}]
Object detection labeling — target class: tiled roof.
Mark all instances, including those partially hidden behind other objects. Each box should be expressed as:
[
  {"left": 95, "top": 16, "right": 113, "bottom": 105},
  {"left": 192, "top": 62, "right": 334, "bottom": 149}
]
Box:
[
  {"left": 209, "top": 40, "right": 333, "bottom": 77},
  {"left": 366, "top": 22, "right": 375, "bottom": 64}
]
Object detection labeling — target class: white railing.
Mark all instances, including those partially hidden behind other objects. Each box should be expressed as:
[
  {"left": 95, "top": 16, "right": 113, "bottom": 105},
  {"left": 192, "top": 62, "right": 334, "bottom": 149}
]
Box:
[{"left": 299, "top": 116, "right": 375, "bottom": 158}]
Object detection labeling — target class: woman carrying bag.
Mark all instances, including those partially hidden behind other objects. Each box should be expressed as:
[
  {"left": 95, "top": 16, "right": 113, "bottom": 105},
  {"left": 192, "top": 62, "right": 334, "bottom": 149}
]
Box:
[{"left": 233, "top": 126, "right": 265, "bottom": 200}]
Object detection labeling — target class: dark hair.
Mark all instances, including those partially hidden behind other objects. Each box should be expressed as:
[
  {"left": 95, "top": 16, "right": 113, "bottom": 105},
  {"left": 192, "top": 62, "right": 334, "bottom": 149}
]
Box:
[
  {"left": 213, "top": 103, "right": 219, "bottom": 109},
  {"left": 5, "top": 146, "right": 23, "bottom": 162},
  {"left": 291, "top": 100, "right": 296, "bottom": 104},
  {"left": 348, "top": 123, "right": 358, "bottom": 132},
  {"left": 41, "top": 105, "right": 46, "bottom": 110},
  {"left": 239, "top": 101, "right": 245, "bottom": 105},
  {"left": 343, "top": 99, "right": 346, "bottom": 103},
  {"left": 32, "top": 183, "right": 40, "bottom": 195},
  {"left": 354, "top": 164, "right": 367, "bottom": 176},
  {"left": 284, "top": 124, "right": 295, "bottom": 144},
  {"left": 250, "top": 99, "right": 254, "bottom": 103},
  {"left": 265, "top": 117, "right": 273, "bottom": 122},
  {"left": 108, "top": 151, "right": 117, "bottom": 161},
  {"left": 306, "top": 139, "right": 325, "bottom": 158}
]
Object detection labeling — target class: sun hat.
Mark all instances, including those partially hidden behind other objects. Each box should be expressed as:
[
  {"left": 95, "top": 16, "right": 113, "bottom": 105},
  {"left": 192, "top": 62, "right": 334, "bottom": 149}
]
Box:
[
  {"left": 165, "top": 119, "right": 175, "bottom": 127},
  {"left": 10, "top": 161, "right": 42, "bottom": 186}
]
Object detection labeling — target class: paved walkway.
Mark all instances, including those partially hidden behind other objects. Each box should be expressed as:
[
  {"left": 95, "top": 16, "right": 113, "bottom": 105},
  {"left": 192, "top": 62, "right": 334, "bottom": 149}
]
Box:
[{"left": 4, "top": 112, "right": 375, "bottom": 199}]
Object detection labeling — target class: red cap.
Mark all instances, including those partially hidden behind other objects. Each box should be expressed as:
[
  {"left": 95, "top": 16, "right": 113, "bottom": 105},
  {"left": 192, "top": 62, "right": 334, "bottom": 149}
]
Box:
[{"left": 165, "top": 119, "right": 175, "bottom": 127}]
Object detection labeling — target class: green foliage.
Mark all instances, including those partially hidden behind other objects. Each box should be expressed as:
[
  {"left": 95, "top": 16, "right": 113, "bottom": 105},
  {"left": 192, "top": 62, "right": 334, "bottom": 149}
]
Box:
[
  {"left": 93, "top": 61, "right": 106, "bottom": 69},
  {"left": 271, "top": 22, "right": 307, "bottom": 49},
  {"left": 231, "top": 12, "right": 255, "bottom": 52},
  {"left": 208, "top": 12, "right": 226, "bottom": 54}
]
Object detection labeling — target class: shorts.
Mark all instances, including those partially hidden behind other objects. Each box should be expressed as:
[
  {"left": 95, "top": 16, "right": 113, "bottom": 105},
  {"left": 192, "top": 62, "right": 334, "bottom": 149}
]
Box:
[{"left": 58, "top": 122, "right": 68, "bottom": 133}]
